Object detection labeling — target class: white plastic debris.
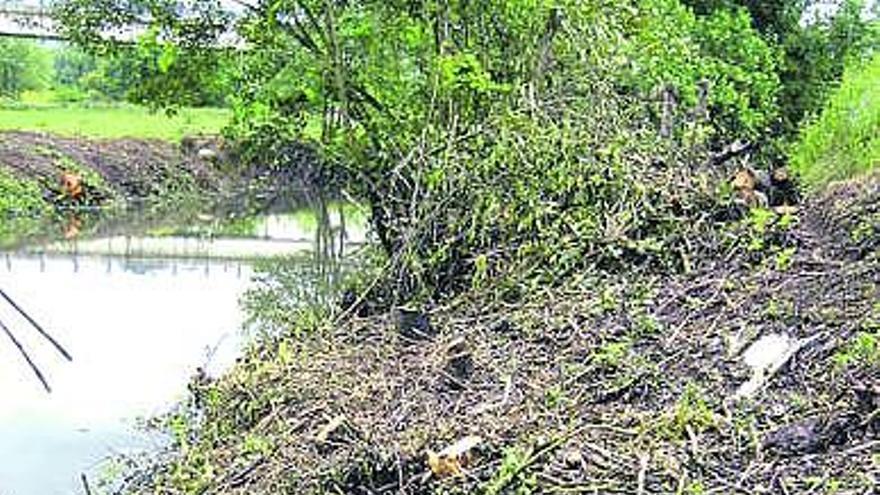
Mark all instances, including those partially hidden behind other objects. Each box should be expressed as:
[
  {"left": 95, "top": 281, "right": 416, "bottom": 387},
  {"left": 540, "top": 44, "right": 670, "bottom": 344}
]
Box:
[
  {"left": 742, "top": 334, "right": 795, "bottom": 370},
  {"left": 197, "top": 148, "right": 218, "bottom": 160},
  {"left": 735, "top": 333, "right": 799, "bottom": 399}
]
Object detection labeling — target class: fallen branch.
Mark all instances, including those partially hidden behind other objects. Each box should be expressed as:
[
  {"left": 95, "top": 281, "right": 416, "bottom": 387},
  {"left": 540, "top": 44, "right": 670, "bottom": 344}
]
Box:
[
  {"left": 81, "top": 473, "right": 93, "bottom": 495},
  {"left": 0, "top": 287, "right": 73, "bottom": 362},
  {"left": 0, "top": 317, "right": 51, "bottom": 393}
]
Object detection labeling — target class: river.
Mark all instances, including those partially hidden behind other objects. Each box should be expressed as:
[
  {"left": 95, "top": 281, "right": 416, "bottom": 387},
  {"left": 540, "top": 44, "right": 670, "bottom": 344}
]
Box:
[{"left": 0, "top": 199, "right": 365, "bottom": 495}]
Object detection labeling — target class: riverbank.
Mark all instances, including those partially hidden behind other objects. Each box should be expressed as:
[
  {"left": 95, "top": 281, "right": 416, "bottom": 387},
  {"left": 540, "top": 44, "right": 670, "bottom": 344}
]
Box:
[
  {"left": 124, "top": 173, "right": 879, "bottom": 494},
  {"left": 0, "top": 130, "right": 220, "bottom": 244},
  {"left": 0, "top": 130, "right": 223, "bottom": 202},
  {"left": 0, "top": 130, "right": 327, "bottom": 248}
]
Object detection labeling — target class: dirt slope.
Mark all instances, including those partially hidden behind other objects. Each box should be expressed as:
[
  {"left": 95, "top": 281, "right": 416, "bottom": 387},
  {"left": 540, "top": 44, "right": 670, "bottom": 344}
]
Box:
[
  {"left": 0, "top": 131, "right": 222, "bottom": 203},
  {"left": 131, "top": 175, "right": 879, "bottom": 494}
]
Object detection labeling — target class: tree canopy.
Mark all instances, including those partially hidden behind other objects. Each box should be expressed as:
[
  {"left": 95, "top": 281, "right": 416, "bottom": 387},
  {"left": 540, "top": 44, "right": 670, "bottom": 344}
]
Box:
[{"left": 51, "top": 0, "right": 879, "bottom": 301}]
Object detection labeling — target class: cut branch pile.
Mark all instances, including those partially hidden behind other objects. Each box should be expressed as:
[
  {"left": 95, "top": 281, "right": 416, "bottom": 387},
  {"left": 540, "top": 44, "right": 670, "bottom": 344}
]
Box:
[{"left": 130, "top": 175, "right": 880, "bottom": 494}]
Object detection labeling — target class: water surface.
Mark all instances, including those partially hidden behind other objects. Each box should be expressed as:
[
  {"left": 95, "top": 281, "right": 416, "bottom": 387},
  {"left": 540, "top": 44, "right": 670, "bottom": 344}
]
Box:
[{"left": 0, "top": 204, "right": 364, "bottom": 495}]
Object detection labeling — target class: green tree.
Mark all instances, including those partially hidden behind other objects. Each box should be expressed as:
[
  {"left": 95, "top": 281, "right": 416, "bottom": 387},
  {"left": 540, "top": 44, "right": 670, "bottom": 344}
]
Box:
[
  {"left": 0, "top": 39, "right": 51, "bottom": 99},
  {"left": 683, "top": 0, "right": 880, "bottom": 139},
  {"left": 52, "top": 0, "right": 784, "bottom": 301},
  {"left": 55, "top": 0, "right": 233, "bottom": 108},
  {"left": 622, "top": 0, "right": 780, "bottom": 143},
  {"left": 683, "top": 0, "right": 806, "bottom": 39},
  {"left": 780, "top": 1, "right": 879, "bottom": 136},
  {"left": 53, "top": 45, "right": 97, "bottom": 87}
]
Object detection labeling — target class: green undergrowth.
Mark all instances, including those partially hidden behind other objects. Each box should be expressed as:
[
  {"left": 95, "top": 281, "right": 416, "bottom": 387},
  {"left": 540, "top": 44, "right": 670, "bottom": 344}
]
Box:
[
  {"left": 791, "top": 53, "right": 880, "bottom": 188},
  {"left": 0, "top": 167, "right": 51, "bottom": 217},
  {"left": 834, "top": 303, "right": 880, "bottom": 369}
]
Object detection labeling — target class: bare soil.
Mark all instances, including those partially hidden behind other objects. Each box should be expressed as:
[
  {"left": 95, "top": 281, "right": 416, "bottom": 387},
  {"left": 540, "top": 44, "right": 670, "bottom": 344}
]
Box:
[{"left": 0, "top": 131, "right": 223, "bottom": 202}]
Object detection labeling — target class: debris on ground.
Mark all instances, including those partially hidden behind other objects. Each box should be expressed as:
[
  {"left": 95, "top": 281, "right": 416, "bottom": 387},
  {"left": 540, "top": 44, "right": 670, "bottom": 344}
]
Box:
[{"left": 129, "top": 175, "right": 880, "bottom": 494}]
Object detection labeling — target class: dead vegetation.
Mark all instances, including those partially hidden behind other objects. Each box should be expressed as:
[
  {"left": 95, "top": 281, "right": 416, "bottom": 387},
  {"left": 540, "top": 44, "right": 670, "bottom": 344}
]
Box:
[{"left": 129, "top": 174, "right": 879, "bottom": 495}]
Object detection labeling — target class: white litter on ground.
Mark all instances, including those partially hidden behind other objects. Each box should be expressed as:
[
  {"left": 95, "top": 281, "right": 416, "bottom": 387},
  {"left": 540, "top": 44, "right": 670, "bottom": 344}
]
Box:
[{"left": 736, "top": 333, "right": 800, "bottom": 399}]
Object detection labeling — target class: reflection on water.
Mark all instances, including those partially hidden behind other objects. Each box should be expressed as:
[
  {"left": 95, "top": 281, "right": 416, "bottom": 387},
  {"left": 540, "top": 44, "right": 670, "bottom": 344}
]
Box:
[
  {"left": 0, "top": 255, "right": 249, "bottom": 495},
  {"left": 27, "top": 209, "right": 367, "bottom": 262},
  {"left": 0, "top": 200, "right": 366, "bottom": 495}
]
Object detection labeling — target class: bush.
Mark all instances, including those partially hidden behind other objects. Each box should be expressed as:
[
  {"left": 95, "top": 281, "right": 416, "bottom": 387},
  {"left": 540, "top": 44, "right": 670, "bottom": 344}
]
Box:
[
  {"left": 790, "top": 53, "right": 880, "bottom": 188},
  {"left": 197, "top": 0, "right": 776, "bottom": 304},
  {"left": 0, "top": 168, "right": 50, "bottom": 217},
  {"left": 309, "top": 2, "right": 735, "bottom": 304},
  {"left": 621, "top": 1, "right": 780, "bottom": 144}
]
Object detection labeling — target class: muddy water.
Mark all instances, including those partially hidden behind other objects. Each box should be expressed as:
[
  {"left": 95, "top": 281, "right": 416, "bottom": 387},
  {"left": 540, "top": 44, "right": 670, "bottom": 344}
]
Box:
[{"left": 0, "top": 207, "right": 365, "bottom": 495}]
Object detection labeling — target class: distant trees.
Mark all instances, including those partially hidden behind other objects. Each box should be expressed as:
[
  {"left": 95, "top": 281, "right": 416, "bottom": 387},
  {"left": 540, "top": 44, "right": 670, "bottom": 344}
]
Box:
[
  {"left": 0, "top": 39, "right": 230, "bottom": 106},
  {"left": 0, "top": 39, "right": 51, "bottom": 98},
  {"left": 53, "top": 45, "right": 95, "bottom": 87}
]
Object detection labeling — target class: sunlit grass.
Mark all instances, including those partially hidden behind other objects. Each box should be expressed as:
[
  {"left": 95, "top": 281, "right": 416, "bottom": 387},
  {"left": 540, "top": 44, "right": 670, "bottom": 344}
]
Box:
[
  {"left": 790, "top": 53, "right": 880, "bottom": 188},
  {"left": 0, "top": 103, "right": 230, "bottom": 141}
]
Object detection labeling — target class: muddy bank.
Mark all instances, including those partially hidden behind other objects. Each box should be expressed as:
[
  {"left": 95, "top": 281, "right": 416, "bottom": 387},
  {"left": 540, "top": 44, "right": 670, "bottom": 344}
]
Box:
[
  {"left": 0, "top": 131, "right": 228, "bottom": 206},
  {"left": 128, "top": 175, "right": 879, "bottom": 494},
  {"left": 0, "top": 131, "right": 329, "bottom": 247}
]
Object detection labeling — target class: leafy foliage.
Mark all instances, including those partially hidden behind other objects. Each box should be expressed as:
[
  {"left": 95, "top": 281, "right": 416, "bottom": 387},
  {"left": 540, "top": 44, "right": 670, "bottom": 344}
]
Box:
[
  {"left": 0, "top": 39, "right": 52, "bottom": 98},
  {"left": 53, "top": 0, "right": 233, "bottom": 109},
  {"left": 622, "top": 1, "right": 780, "bottom": 142},
  {"left": 54, "top": 0, "right": 779, "bottom": 303},
  {"left": 779, "top": 1, "right": 880, "bottom": 137},
  {"left": 0, "top": 168, "right": 50, "bottom": 217},
  {"left": 685, "top": 0, "right": 880, "bottom": 140},
  {"left": 790, "top": 53, "right": 880, "bottom": 187}
]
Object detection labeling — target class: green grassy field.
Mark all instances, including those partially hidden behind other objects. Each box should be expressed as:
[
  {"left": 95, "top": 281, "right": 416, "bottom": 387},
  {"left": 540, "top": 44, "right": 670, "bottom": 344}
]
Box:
[{"left": 0, "top": 104, "right": 230, "bottom": 141}]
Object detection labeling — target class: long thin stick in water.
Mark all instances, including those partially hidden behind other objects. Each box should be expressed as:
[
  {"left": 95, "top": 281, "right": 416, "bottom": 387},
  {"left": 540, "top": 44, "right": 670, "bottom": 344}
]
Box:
[
  {"left": 0, "top": 287, "right": 72, "bottom": 361},
  {"left": 80, "top": 473, "right": 93, "bottom": 495},
  {"left": 0, "top": 318, "right": 51, "bottom": 393}
]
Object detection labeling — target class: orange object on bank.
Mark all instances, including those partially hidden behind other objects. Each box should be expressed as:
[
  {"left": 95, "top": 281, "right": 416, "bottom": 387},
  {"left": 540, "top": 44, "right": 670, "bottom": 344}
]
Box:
[{"left": 61, "top": 172, "right": 83, "bottom": 200}]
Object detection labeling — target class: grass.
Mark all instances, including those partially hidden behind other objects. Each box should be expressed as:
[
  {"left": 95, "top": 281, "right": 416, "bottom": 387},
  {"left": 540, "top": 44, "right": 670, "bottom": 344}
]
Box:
[
  {"left": 0, "top": 103, "right": 230, "bottom": 141},
  {"left": 790, "top": 53, "right": 880, "bottom": 189}
]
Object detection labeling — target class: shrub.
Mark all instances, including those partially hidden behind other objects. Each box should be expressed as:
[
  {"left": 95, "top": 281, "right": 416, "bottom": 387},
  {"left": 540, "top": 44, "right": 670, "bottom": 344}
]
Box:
[{"left": 0, "top": 168, "right": 50, "bottom": 217}]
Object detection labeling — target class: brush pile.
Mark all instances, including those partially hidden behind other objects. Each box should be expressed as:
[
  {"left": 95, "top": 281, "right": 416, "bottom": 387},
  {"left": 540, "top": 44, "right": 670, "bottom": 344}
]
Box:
[{"left": 127, "top": 174, "right": 879, "bottom": 494}]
